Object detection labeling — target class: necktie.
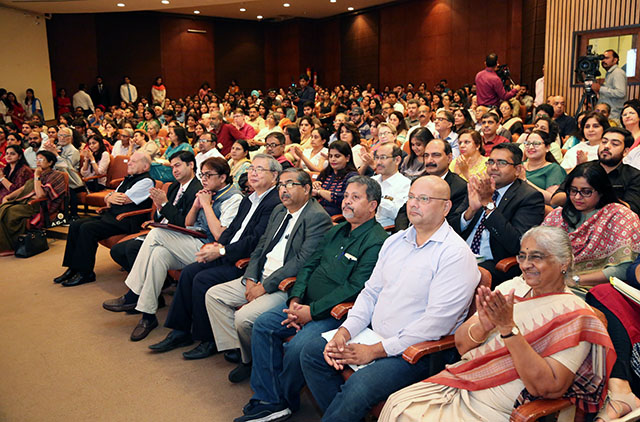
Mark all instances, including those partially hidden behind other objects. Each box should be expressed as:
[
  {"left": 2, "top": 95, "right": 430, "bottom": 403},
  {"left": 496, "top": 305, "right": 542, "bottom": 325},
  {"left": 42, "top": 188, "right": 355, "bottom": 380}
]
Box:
[
  {"left": 161, "top": 186, "right": 184, "bottom": 223},
  {"left": 258, "top": 214, "right": 292, "bottom": 277},
  {"left": 127, "top": 84, "right": 132, "bottom": 102},
  {"left": 470, "top": 191, "right": 500, "bottom": 255}
]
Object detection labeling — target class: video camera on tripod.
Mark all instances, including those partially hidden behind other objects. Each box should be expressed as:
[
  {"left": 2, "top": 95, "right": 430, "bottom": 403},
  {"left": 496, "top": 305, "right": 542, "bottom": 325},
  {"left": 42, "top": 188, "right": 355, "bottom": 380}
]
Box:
[
  {"left": 574, "top": 45, "right": 604, "bottom": 116},
  {"left": 496, "top": 64, "right": 515, "bottom": 88}
]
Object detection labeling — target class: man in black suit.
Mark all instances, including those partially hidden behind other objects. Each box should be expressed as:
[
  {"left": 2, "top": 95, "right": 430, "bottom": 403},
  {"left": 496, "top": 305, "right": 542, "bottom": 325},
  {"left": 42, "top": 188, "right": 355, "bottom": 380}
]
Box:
[
  {"left": 450, "top": 143, "right": 545, "bottom": 286},
  {"left": 90, "top": 76, "right": 111, "bottom": 109},
  {"left": 207, "top": 168, "right": 333, "bottom": 383},
  {"left": 147, "top": 154, "right": 283, "bottom": 359},
  {"left": 394, "top": 136, "right": 467, "bottom": 230},
  {"left": 109, "top": 151, "right": 201, "bottom": 273},
  {"left": 55, "top": 152, "right": 155, "bottom": 287}
]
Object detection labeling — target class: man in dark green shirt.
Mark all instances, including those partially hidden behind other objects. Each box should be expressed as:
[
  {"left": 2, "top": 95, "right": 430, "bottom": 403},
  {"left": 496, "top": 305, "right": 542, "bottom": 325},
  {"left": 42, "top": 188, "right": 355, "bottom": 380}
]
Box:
[{"left": 235, "top": 176, "right": 389, "bottom": 422}]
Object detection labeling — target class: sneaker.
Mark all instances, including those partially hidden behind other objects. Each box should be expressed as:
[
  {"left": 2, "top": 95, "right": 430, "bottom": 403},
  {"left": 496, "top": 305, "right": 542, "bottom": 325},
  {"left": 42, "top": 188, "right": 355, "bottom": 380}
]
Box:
[{"left": 233, "top": 402, "right": 291, "bottom": 422}]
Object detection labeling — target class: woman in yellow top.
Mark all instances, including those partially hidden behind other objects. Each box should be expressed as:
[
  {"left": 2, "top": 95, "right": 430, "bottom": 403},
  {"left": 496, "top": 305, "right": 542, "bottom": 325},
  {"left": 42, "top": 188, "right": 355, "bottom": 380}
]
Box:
[{"left": 449, "top": 129, "right": 488, "bottom": 181}]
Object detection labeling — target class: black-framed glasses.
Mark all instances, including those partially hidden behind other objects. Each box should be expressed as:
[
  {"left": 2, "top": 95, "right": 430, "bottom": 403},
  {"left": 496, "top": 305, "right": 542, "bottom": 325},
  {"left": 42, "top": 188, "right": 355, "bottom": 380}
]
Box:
[
  {"left": 199, "top": 171, "right": 219, "bottom": 180},
  {"left": 265, "top": 142, "right": 282, "bottom": 149},
  {"left": 523, "top": 141, "right": 543, "bottom": 148},
  {"left": 407, "top": 193, "right": 448, "bottom": 204},
  {"left": 568, "top": 187, "right": 594, "bottom": 198},
  {"left": 277, "top": 181, "right": 303, "bottom": 189},
  {"left": 486, "top": 159, "right": 517, "bottom": 168},
  {"left": 516, "top": 252, "right": 547, "bottom": 264}
]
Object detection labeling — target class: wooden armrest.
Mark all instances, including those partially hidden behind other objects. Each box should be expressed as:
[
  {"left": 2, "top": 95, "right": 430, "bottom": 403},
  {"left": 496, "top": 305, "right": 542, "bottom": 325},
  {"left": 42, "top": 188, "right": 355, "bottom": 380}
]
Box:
[
  {"left": 97, "top": 206, "right": 109, "bottom": 214},
  {"left": 331, "top": 214, "right": 345, "bottom": 224},
  {"left": 331, "top": 302, "right": 354, "bottom": 320},
  {"left": 236, "top": 258, "right": 250, "bottom": 269},
  {"left": 82, "top": 174, "right": 106, "bottom": 182},
  {"left": 108, "top": 178, "right": 125, "bottom": 188},
  {"left": 140, "top": 220, "right": 155, "bottom": 229},
  {"left": 402, "top": 336, "right": 455, "bottom": 364},
  {"left": 509, "top": 398, "right": 571, "bottom": 422},
  {"left": 383, "top": 225, "right": 395, "bottom": 231},
  {"left": 115, "top": 208, "right": 152, "bottom": 221},
  {"left": 278, "top": 277, "right": 297, "bottom": 292},
  {"left": 28, "top": 197, "right": 47, "bottom": 206},
  {"left": 496, "top": 256, "right": 518, "bottom": 273},
  {"left": 200, "top": 242, "right": 216, "bottom": 250}
]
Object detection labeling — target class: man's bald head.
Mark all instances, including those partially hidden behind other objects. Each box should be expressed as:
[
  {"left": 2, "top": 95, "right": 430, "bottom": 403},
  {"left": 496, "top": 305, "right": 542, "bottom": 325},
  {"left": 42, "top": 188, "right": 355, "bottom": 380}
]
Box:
[{"left": 407, "top": 175, "right": 452, "bottom": 229}]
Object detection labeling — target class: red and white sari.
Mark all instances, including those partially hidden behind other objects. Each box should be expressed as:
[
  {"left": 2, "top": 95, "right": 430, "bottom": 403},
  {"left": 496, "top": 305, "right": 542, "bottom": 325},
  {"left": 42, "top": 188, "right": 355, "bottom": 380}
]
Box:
[{"left": 379, "top": 278, "right": 615, "bottom": 422}]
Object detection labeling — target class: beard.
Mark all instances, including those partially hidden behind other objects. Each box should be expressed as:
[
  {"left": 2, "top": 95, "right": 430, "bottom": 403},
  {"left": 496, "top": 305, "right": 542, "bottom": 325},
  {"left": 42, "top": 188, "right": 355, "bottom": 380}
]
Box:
[{"left": 599, "top": 154, "right": 622, "bottom": 167}]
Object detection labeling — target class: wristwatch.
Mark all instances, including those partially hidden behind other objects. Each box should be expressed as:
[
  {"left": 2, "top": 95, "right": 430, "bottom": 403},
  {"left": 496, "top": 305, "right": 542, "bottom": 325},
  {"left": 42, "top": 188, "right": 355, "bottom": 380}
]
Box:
[
  {"left": 500, "top": 325, "right": 520, "bottom": 339},
  {"left": 219, "top": 246, "right": 226, "bottom": 256},
  {"left": 484, "top": 202, "right": 496, "bottom": 211},
  {"left": 572, "top": 275, "right": 580, "bottom": 284}
]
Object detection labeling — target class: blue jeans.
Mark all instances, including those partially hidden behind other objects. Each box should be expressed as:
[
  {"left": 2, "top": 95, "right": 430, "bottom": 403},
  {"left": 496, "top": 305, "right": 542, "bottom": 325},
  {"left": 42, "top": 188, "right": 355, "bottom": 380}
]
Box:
[
  {"left": 250, "top": 304, "right": 342, "bottom": 411},
  {"left": 300, "top": 335, "right": 436, "bottom": 422}
]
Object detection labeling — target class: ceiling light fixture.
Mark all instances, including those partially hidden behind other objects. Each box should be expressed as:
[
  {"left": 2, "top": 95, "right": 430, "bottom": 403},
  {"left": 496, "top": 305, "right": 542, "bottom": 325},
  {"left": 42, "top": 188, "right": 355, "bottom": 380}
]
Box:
[
  {"left": 193, "top": 10, "right": 200, "bottom": 14},
  {"left": 116, "top": 2, "right": 125, "bottom": 6},
  {"left": 240, "top": 7, "right": 246, "bottom": 11},
  {"left": 330, "top": 0, "right": 336, "bottom": 3},
  {"left": 347, "top": 6, "right": 354, "bottom": 10},
  {"left": 283, "top": 3, "right": 290, "bottom": 6},
  {"left": 161, "top": 0, "right": 169, "bottom": 4},
  {"left": 257, "top": 15, "right": 263, "bottom": 19}
]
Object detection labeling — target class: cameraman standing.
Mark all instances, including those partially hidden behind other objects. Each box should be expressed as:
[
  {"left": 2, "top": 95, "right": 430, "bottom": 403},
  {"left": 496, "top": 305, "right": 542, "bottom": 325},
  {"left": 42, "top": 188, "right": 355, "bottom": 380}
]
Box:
[
  {"left": 475, "top": 53, "right": 520, "bottom": 107},
  {"left": 592, "top": 49, "right": 627, "bottom": 123},
  {"left": 293, "top": 74, "right": 316, "bottom": 118}
]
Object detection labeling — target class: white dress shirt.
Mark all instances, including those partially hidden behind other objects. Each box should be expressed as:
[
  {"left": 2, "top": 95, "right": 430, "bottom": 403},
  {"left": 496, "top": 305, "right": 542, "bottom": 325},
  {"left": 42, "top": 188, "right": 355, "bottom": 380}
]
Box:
[
  {"left": 120, "top": 83, "right": 138, "bottom": 103},
  {"left": 195, "top": 148, "right": 224, "bottom": 177},
  {"left": 230, "top": 186, "right": 275, "bottom": 244},
  {"left": 341, "top": 222, "right": 480, "bottom": 356},
  {"left": 372, "top": 172, "right": 411, "bottom": 227},
  {"left": 72, "top": 90, "right": 94, "bottom": 112}
]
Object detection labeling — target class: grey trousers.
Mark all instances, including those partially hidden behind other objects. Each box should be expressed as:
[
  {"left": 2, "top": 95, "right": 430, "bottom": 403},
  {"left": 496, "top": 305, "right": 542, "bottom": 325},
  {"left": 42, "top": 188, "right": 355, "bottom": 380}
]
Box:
[
  {"left": 125, "top": 228, "right": 204, "bottom": 314},
  {"left": 205, "top": 277, "right": 287, "bottom": 363}
]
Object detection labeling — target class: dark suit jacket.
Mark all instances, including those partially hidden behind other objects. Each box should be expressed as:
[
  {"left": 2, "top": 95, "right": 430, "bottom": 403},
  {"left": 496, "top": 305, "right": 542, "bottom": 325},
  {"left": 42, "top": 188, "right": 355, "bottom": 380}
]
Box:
[
  {"left": 394, "top": 171, "right": 468, "bottom": 231},
  {"left": 90, "top": 84, "right": 111, "bottom": 107},
  {"left": 217, "top": 187, "right": 281, "bottom": 264},
  {"left": 244, "top": 197, "right": 332, "bottom": 293},
  {"left": 450, "top": 178, "right": 545, "bottom": 262},
  {"left": 154, "top": 178, "right": 202, "bottom": 227}
]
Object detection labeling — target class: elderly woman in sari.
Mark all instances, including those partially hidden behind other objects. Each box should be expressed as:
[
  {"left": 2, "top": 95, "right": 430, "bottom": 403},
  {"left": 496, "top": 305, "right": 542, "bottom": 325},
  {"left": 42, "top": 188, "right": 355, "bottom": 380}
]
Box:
[
  {"left": 381, "top": 226, "right": 615, "bottom": 422},
  {"left": 0, "top": 150, "right": 66, "bottom": 253},
  {"left": 543, "top": 162, "right": 640, "bottom": 294}
]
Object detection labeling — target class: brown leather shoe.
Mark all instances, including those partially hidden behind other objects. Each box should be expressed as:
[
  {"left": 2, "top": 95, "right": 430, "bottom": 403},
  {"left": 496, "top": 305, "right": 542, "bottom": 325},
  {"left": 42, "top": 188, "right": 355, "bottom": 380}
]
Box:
[
  {"left": 103, "top": 295, "right": 137, "bottom": 312},
  {"left": 130, "top": 317, "right": 158, "bottom": 342}
]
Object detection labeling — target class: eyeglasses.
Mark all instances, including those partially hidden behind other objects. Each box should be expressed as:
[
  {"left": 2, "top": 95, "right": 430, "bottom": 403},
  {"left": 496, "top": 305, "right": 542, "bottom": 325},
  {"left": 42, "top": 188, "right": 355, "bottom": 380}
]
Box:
[
  {"left": 486, "top": 159, "right": 517, "bottom": 168},
  {"left": 265, "top": 142, "right": 282, "bottom": 149},
  {"left": 247, "top": 166, "right": 272, "bottom": 173},
  {"left": 568, "top": 187, "right": 594, "bottom": 198},
  {"left": 373, "top": 154, "right": 393, "bottom": 161},
  {"left": 407, "top": 193, "right": 448, "bottom": 204},
  {"left": 516, "top": 252, "right": 547, "bottom": 264},
  {"left": 277, "top": 181, "right": 303, "bottom": 189},
  {"left": 198, "top": 138, "right": 213, "bottom": 143},
  {"left": 523, "top": 141, "right": 543, "bottom": 148},
  {"left": 199, "top": 171, "right": 219, "bottom": 180}
]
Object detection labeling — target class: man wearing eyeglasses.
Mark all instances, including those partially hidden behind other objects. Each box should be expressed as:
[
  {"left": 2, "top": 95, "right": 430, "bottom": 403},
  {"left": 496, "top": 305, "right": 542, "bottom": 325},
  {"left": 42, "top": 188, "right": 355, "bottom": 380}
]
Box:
[
  {"left": 371, "top": 143, "right": 411, "bottom": 227},
  {"left": 264, "top": 132, "right": 292, "bottom": 169},
  {"left": 195, "top": 131, "right": 223, "bottom": 176},
  {"left": 451, "top": 143, "right": 545, "bottom": 287},
  {"left": 43, "top": 127, "right": 84, "bottom": 218},
  {"left": 300, "top": 175, "right": 480, "bottom": 422},
  {"left": 148, "top": 154, "right": 282, "bottom": 358},
  {"left": 434, "top": 110, "right": 460, "bottom": 158},
  {"left": 206, "top": 168, "right": 332, "bottom": 384},
  {"left": 24, "top": 130, "right": 44, "bottom": 169}
]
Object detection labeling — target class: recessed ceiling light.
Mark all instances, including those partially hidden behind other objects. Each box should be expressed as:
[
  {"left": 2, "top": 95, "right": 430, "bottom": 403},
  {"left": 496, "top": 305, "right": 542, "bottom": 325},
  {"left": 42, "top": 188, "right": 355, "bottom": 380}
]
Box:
[
  {"left": 283, "top": 3, "right": 290, "bottom": 6},
  {"left": 347, "top": 6, "right": 354, "bottom": 10},
  {"left": 161, "top": 0, "right": 169, "bottom": 3},
  {"left": 257, "top": 15, "right": 263, "bottom": 19},
  {"left": 240, "top": 7, "right": 246, "bottom": 11},
  {"left": 116, "top": 2, "right": 125, "bottom": 6},
  {"left": 193, "top": 10, "right": 200, "bottom": 14},
  {"left": 330, "top": 0, "right": 336, "bottom": 3}
]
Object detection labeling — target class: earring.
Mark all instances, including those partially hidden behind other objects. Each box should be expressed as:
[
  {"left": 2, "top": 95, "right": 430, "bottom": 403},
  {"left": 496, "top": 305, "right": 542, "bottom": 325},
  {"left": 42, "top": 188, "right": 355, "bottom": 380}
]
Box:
[{"left": 561, "top": 270, "right": 567, "bottom": 274}]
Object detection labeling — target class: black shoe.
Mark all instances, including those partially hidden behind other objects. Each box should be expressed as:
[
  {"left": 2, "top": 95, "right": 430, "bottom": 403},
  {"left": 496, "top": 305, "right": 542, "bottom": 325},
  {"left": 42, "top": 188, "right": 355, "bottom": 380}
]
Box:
[
  {"left": 130, "top": 317, "right": 158, "bottom": 341},
  {"left": 228, "top": 362, "right": 252, "bottom": 383},
  {"left": 182, "top": 341, "right": 217, "bottom": 360},
  {"left": 61, "top": 272, "right": 96, "bottom": 287},
  {"left": 54, "top": 268, "right": 76, "bottom": 284},
  {"left": 149, "top": 331, "right": 194, "bottom": 353},
  {"left": 234, "top": 401, "right": 291, "bottom": 422},
  {"left": 224, "top": 348, "right": 241, "bottom": 364}
]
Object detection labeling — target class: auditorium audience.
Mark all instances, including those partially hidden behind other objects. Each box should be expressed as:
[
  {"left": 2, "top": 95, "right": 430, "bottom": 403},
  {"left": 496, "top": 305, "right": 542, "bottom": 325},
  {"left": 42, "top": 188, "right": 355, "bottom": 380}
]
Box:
[
  {"left": 449, "top": 129, "right": 488, "bottom": 181},
  {"left": 499, "top": 99, "right": 524, "bottom": 136},
  {"left": 381, "top": 226, "right": 614, "bottom": 422},
  {"left": 111, "top": 128, "right": 136, "bottom": 157},
  {"left": 312, "top": 140, "right": 358, "bottom": 216},
  {"left": 132, "top": 129, "right": 159, "bottom": 159},
  {"left": 399, "top": 127, "right": 433, "bottom": 180},
  {"left": 621, "top": 100, "right": 640, "bottom": 149},
  {"left": 45, "top": 127, "right": 84, "bottom": 219},
  {"left": 521, "top": 130, "right": 566, "bottom": 204},
  {"left": 371, "top": 143, "right": 410, "bottom": 227},
  {"left": 552, "top": 95, "right": 578, "bottom": 138},
  {"left": 291, "top": 127, "right": 328, "bottom": 172},
  {"left": 151, "top": 126, "right": 193, "bottom": 182},
  {"left": 0, "top": 146, "right": 32, "bottom": 203},
  {"left": 479, "top": 111, "right": 509, "bottom": 155},
  {"left": 561, "top": 111, "right": 610, "bottom": 172},
  {"left": 206, "top": 168, "right": 332, "bottom": 383},
  {"left": 80, "top": 135, "right": 111, "bottom": 192}
]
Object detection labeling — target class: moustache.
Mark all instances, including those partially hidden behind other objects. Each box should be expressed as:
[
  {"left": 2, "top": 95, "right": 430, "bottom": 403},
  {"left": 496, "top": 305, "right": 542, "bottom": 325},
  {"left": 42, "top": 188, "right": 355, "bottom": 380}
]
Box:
[
  {"left": 425, "top": 163, "right": 438, "bottom": 168},
  {"left": 342, "top": 205, "right": 354, "bottom": 214},
  {"left": 29, "top": 142, "right": 40, "bottom": 149},
  {"left": 281, "top": 193, "right": 291, "bottom": 200}
]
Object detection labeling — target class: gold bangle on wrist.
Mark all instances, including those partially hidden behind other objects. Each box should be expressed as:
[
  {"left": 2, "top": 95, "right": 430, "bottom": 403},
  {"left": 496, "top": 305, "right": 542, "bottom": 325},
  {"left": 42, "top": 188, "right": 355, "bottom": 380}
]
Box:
[{"left": 468, "top": 322, "right": 489, "bottom": 344}]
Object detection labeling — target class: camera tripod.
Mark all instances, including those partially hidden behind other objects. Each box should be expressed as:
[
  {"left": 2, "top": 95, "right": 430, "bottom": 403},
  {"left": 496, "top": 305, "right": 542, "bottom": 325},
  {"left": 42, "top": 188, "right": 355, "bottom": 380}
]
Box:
[{"left": 574, "top": 79, "right": 598, "bottom": 116}]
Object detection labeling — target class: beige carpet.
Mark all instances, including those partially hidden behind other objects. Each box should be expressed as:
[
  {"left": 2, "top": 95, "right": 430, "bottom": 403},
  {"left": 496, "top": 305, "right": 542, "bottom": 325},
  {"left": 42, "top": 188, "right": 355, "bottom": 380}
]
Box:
[{"left": 0, "top": 236, "right": 322, "bottom": 422}]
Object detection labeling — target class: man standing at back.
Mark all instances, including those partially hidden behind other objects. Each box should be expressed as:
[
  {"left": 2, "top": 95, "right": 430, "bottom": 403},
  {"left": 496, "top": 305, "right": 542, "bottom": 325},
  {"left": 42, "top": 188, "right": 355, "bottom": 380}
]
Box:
[
  {"left": 475, "top": 53, "right": 520, "bottom": 107},
  {"left": 593, "top": 49, "right": 628, "bottom": 123}
]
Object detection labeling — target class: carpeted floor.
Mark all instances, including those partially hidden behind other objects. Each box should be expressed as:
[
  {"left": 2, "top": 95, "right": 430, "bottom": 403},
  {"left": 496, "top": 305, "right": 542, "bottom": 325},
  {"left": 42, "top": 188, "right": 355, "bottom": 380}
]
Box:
[{"left": 0, "top": 235, "right": 322, "bottom": 422}]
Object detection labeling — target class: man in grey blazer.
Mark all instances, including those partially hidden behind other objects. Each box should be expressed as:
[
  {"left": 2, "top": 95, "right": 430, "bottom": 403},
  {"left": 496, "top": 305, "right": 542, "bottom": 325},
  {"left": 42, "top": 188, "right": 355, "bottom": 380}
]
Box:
[{"left": 205, "top": 168, "right": 333, "bottom": 383}]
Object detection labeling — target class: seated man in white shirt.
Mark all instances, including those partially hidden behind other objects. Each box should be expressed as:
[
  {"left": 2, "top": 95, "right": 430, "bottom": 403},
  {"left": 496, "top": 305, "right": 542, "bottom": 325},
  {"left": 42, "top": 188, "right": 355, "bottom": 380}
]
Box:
[
  {"left": 371, "top": 143, "right": 411, "bottom": 227},
  {"left": 298, "top": 175, "right": 480, "bottom": 422},
  {"left": 111, "top": 128, "right": 136, "bottom": 157},
  {"left": 434, "top": 110, "right": 460, "bottom": 158},
  {"left": 195, "top": 131, "right": 224, "bottom": 177}
]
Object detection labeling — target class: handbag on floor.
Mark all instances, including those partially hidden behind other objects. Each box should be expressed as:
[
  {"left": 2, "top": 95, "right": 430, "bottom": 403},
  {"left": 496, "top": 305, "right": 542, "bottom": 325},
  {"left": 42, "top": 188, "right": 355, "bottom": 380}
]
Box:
[{"left": 14, "top": 230, "right": 49, "bottom": 258}]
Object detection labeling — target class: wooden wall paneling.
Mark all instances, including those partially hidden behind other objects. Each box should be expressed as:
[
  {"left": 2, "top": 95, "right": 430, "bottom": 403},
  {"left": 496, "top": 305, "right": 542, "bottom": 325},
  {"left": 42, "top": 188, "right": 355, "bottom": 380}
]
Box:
[
  {"left": 160, "top": 17, "right": 214, "bottom": 99},
  {"left": 340, "top": 12, "right": 380, "bottom": 88},
  {"left": 46, "top": 14, "right": 98, "bottom": 97},
  {"left": 545, "top": 0, "right": 640, "bottom": 114}
]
